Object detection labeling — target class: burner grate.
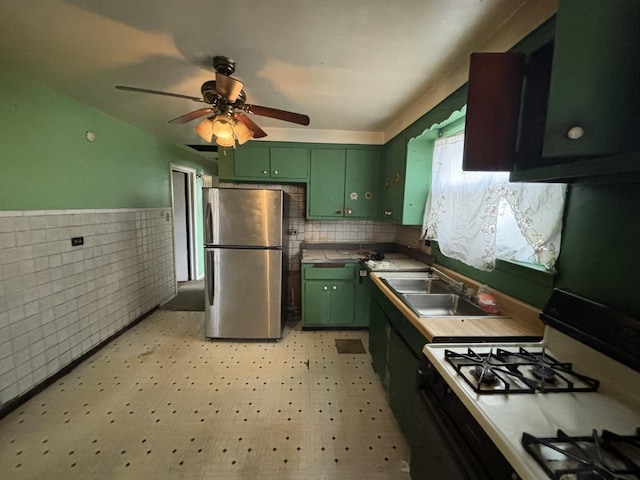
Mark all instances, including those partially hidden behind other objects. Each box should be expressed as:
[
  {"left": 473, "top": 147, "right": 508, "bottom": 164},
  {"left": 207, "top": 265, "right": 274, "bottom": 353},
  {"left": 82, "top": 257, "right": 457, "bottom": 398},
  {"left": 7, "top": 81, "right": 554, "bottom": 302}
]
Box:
[
  {"left": 522, "top": 428, "right": 640, "bottom": 479},
  {"left": 444, "top": 347, "right": 600, "bottom": 394}
]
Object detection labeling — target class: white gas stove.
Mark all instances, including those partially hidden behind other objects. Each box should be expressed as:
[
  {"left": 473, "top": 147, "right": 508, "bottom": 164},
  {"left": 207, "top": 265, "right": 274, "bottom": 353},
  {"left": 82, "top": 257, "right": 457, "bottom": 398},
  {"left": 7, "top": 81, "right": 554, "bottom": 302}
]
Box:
[{"left": 416, "top": 289, "right": 640, "bottom": 480}]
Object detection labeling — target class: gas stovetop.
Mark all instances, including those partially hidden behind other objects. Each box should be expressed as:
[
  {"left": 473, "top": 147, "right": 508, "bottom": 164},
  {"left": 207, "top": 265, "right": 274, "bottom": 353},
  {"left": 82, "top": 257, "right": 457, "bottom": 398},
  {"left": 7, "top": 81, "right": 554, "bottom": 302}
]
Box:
[
  {"left": 444, "top": 346, "right": 600, "bottom": 394},
  {"left": 423, "top": 289, "right": 640, "bottom": 480},
  {"left": 522, "top": 428, "right": 640, "bottom": 479}
]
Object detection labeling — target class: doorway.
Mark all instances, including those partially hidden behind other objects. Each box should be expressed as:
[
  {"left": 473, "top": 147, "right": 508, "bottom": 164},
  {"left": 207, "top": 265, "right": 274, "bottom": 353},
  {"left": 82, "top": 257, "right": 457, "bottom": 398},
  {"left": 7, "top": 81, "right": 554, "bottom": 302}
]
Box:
[{"left": 170, "top": 166, "right": 198, "bottom": 282}]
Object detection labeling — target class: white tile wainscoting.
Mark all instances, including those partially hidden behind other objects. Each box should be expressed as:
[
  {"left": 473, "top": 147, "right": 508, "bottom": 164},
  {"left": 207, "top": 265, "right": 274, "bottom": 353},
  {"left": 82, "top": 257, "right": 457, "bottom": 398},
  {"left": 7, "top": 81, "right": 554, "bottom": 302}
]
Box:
[{"left": 0, "top": 208, "right": 176, "bottom": 406}]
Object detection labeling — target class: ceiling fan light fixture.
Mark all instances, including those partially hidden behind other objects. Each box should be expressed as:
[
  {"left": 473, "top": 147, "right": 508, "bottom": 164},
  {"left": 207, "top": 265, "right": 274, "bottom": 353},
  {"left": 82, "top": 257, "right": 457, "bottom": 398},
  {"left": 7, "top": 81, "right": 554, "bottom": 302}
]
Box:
[
  {"left": 211, "top": 114, "right": 234, "bottom": 139},
  {"left": 215, "top": 135, "right": 236, "bottom": 148},
  {"left": 234, "top": 121, "right": 254, "bottom": 145},
  {"left": 194, "top": 118, "right": 214, "bottom": 142}
]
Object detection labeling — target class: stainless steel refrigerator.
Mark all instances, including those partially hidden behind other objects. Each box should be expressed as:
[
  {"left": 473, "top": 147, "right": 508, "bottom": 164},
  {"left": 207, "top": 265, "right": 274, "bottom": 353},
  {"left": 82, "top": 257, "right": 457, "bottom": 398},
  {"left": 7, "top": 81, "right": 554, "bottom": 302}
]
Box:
[{"left": 203, "top": 187, "right": 287, "bottom": 339}]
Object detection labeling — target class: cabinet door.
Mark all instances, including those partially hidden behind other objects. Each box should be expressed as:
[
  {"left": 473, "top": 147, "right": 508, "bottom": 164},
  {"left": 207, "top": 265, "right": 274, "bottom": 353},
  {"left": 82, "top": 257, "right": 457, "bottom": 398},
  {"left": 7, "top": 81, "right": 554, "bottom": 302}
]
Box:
[
  {"left": 463, "top": 53, "right": 525, "bottom": 171},
  {"left": 344, "top": 149, "right": 382, "bottom": 219},
  {"left": 327, "top": 280, "right": 355, "bottom": 326},
  {"left": 382, "top": 138, "right": 405, "bottom": 222},
  {"left": 303, "top": 280, "right": 332, "bottom": 326},
  {"left": 368, "top": 299, "right": 389, "bottom": 381},
  {"left": 270, "top": 147, "right": 309, "bottom": 180},
  {"left": 543, "top": 0, "right": 640, "bottom": 159},
  {"left": 233, "top": 145, "right": 271, "bottom": 178},
  {"left": 308, "top": 148, "right": 346, "bottom": 217},
  {"left": 387, "top": 327, "right": 419, "bottom": 444}
]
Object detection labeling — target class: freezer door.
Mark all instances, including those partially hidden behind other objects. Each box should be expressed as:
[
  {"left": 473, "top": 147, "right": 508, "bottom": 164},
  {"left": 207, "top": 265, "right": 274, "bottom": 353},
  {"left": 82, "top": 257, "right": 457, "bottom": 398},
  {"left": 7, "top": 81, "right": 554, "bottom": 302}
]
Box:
[
  {"left": 204, "top": 188, "right": 283, "bottom": 247},
  {"left": 205, "top": 248, "right": 282, "bottom": 339}
]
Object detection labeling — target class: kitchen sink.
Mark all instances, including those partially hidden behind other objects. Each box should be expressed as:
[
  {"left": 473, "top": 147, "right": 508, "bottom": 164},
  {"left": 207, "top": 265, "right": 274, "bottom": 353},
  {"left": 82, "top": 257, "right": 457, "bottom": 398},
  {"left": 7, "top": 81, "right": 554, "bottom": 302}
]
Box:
[
  {"left": 400, "top": 293, "right": 491, "bottom": 318},
  {"left": 382, "top": 277, "right": 452, "bottom": 294}
]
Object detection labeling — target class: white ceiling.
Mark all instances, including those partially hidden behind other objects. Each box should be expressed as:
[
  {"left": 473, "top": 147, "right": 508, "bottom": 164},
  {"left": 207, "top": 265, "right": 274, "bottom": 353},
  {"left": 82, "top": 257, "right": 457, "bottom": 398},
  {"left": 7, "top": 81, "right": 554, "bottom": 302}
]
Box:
[{"left": 0, "top": 0, "right": 556, "bottom": 156}]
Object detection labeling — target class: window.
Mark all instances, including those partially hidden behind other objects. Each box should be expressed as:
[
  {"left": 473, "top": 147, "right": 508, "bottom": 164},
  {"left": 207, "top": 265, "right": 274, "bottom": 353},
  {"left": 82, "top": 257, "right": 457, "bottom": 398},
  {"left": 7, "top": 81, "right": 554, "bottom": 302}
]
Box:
[{"left": 422, "top": 133, "right": 566, "bottom": 272}]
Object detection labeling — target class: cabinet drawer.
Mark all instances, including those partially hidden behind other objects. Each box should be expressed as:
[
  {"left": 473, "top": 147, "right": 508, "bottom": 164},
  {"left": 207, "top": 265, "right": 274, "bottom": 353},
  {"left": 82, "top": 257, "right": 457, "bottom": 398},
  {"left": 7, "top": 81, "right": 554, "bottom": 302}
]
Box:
[{"left": 304, "top": 265, "right": 355, "bottom": 280}]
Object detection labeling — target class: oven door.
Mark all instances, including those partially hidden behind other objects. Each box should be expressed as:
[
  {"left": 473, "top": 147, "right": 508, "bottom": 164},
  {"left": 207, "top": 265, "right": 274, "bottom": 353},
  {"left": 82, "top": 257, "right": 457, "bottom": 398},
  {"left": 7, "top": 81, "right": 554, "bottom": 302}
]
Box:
[{"left": 410, "top": 355, "right": 519, "bottom": 480}]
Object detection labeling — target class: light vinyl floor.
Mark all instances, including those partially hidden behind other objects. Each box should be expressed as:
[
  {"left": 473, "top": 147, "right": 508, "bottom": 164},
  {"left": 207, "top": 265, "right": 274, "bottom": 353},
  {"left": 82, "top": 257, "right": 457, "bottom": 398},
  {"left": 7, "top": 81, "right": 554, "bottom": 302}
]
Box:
[{"left": 0, "top": 310, "right": 411, "bottom": 479}]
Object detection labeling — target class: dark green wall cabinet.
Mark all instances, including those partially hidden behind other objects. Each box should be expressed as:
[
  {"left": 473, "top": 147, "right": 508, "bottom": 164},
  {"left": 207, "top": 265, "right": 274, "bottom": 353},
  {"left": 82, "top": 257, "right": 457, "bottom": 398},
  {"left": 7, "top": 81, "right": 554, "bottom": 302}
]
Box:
[
  {"left": 218, "top": 143, "right": 309, "bottom": 182},
  {"left": 464, "top": 0, "right": 640, "bottom": 182},
  {"left": 382, "top": 132, "right": 434, "bottom": 225},
  {"left": 307, "top": 147, "right": 382, "bottom": 219}
]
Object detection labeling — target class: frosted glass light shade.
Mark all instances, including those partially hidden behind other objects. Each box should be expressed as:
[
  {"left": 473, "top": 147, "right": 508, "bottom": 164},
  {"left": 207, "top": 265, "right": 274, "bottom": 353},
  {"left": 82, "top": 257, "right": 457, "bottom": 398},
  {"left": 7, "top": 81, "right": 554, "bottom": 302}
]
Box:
[
  {"left": 216, "top": 135, "right": 236, "bottom": 148},
  {"left": 211, "top": 115, "right": 234, "bottom": 139},
  {"left": 234, "top": 122, "right": 254, "bottom": 145},
  {"left": 194, "top": 118, "right": 214, "bottom": 142}
]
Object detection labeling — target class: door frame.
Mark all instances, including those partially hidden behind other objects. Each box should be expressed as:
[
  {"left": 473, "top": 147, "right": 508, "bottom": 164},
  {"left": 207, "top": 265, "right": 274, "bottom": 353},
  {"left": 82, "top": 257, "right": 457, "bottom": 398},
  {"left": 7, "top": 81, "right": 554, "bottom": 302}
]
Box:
[{"left": 170, "top": 164, "right": 199, "bottom": 281}]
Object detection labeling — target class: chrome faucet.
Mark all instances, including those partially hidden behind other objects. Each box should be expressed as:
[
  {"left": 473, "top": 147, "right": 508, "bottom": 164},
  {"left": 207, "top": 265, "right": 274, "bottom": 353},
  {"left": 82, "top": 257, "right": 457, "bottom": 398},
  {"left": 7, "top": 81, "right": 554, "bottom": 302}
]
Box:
[{"left": 430, "top": 267, "right": 464, "bottom": 294}]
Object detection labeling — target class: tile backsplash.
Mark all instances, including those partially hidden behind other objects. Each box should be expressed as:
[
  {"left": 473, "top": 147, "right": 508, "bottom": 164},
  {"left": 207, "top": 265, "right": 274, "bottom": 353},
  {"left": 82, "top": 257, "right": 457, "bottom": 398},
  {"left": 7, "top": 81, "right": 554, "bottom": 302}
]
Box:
[{"left": 0, "top": 208, "right": 175, "bottom": 405}]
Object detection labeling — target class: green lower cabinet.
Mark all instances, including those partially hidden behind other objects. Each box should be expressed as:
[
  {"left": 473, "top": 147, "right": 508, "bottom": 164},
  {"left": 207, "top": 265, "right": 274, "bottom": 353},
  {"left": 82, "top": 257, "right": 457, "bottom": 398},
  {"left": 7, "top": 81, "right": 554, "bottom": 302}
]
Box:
[
  {"left": 368, "top": 297, "right": 390, "bottom": 387},
  {"left": 387, "top": 327, "right": 421, "bottom": 446},
  {"left": 369, "top": 288, "right": 427, "bottom": 448},
  {"left": 302, "top": 264, "right": 356, "bottom": 327}
]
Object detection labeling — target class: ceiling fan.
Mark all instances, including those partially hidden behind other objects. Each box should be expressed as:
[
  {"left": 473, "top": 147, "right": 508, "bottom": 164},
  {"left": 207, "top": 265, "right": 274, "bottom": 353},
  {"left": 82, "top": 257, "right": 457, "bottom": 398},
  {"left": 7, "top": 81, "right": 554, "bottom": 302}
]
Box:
[{"left": 115, "top": 56, "right": 310, "bottom": 147}]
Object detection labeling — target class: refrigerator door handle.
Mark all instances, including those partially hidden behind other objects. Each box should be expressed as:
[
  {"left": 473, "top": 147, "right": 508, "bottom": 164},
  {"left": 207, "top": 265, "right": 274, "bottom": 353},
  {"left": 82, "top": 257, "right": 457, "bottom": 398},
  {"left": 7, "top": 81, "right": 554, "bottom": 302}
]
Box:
[
  {"left": 206, "top": 250, "right": 215, "bottom": 306},
  {"left": 204, "top": 201, "right": 212, "bottom": 245}
]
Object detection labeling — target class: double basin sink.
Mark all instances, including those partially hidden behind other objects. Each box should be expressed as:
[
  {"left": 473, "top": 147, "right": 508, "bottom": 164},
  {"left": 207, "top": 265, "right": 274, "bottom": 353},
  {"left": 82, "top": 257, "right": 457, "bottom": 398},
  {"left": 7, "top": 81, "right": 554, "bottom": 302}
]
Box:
[{"left": 380, "top": 272, "right": 506, "bottom": 319}]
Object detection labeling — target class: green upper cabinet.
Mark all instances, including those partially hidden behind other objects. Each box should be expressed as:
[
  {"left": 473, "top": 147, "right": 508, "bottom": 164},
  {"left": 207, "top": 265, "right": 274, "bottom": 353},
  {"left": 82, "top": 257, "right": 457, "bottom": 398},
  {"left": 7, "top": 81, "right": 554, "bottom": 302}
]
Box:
[
  {"left": 218, "top": 142, "right": 309, "bottom": 182},
  {"left": 382, "top": 132, "right": 434, "bottom": 225},
  {"left": 463, "top": 0, "right": 640, "bottom": 182},
  {"left": 307, "top": 146, "right": 382, "bottom": 219},
  {"left": 541, "top": 0, "right": 640, "bottom": 160}
]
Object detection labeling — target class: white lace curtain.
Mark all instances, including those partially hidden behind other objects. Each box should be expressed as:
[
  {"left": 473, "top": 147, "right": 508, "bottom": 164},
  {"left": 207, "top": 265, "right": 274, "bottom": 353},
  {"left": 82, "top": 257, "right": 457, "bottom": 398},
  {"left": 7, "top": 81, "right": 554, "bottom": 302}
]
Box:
[{"left": 422, "top": 133, "right": 566, "bottom": 271}]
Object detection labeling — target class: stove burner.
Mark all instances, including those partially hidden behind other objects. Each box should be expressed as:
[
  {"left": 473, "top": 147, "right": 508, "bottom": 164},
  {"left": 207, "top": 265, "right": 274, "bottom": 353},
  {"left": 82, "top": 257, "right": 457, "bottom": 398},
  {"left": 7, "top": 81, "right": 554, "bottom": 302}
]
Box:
[
  {"left": 531, "top": 364, "right": 557, "bottom": 383},
  {"left": 522, "top": 428, "right": 640, "bottom": 480},
  {"left": 472, "top": 365, "right": 497, "bottom": 384},
  {"left": 444, "top": 347, "right": 600, "bottom": 394}
]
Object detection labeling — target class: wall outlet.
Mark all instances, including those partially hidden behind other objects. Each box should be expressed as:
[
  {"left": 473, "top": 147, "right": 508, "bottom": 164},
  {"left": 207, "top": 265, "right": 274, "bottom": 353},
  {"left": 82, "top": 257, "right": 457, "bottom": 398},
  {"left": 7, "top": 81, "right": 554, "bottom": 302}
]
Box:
[{"left": 71, "top": 237, "right": 84, "bottom": 246}]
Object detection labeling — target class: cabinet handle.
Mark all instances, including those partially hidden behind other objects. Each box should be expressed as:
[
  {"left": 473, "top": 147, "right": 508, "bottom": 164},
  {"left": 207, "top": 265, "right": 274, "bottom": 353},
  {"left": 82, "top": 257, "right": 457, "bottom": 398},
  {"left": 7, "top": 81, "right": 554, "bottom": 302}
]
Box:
[
  {"left": 273, "top": 170, "right": 279, "bottom": 175},
  {"left": 346, "top": 207, "right": 353, "bottom": 215},
  {"left": 262, "top": 170, "right": 268, "bottom": 175},
  {"left": 332, "top": 285, "right": 337, "bottom": 290},
  {"left": 323, "top": 286, "right": 329, "bottom": 291},
  {"left": 384, "top": 210, "right": 392, "bottom": 216},
  {"left": 566, "top": 126, "right": 584, "bottom": 140},
  {"left": 335, "top": 208, "right": 342, "bottom": 215}
]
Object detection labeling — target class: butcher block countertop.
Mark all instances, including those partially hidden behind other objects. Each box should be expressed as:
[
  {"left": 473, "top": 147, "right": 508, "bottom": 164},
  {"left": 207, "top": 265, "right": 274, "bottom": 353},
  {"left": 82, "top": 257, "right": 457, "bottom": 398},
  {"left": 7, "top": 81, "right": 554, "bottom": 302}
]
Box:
[{"left": 371, "top": 265, "right": 545, "bottom": 343}]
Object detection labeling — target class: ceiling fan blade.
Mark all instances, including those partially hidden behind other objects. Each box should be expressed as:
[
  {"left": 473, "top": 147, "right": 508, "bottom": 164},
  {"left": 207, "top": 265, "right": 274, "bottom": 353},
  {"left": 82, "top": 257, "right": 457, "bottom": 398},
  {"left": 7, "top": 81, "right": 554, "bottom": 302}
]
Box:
[
  {"left": 168, "top": 108, "right": 214, "bottom": 124},
  {"left": 243, "top": 104, "right": 310, "bottom": 126},
  {"left": 215, "top": 73, "right": 244, "bottom": 103},
  {"left": 115, "top": 85, "right": 204, "bottom": 103},
  {"left": 235, "top": 113, "right": 267, "bottom": 138}
]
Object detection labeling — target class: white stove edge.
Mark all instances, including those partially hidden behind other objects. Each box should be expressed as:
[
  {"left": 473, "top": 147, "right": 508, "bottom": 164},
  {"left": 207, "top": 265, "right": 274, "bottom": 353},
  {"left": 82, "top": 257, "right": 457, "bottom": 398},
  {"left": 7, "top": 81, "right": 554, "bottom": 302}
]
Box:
[{"left": 422, "top": 327, "right": 640, "bottom": 480}]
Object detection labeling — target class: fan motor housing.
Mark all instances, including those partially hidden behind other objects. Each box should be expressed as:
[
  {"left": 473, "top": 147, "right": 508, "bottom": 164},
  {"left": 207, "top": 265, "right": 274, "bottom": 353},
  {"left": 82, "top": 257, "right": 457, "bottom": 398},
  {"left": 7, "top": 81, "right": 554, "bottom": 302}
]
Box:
[{"left": 213, "top": 56, "right": 236, "bottom": 76}]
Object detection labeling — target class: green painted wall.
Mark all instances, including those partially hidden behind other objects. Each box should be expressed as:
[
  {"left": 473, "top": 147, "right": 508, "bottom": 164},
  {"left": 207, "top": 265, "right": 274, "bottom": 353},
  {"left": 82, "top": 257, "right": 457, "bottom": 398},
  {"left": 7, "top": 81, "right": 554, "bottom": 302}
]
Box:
[
  {"left": 554, "top": 183, "right": 640, "bottom": 317},
  {"left": 0, "top": 71, "right": 215, "bottom": 210}
]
